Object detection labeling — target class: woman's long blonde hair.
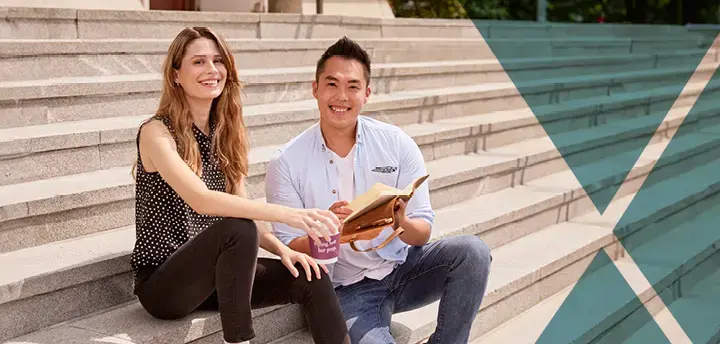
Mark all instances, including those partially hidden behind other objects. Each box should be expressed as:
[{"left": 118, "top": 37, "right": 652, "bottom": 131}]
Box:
[{"left": 137, "top": 26, "right": 249, "bottom": 194}]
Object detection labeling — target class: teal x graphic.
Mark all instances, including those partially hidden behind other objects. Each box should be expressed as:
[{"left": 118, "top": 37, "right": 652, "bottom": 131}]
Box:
[{"left": 472, "top": 19, "right": 720, "bottom": 343}]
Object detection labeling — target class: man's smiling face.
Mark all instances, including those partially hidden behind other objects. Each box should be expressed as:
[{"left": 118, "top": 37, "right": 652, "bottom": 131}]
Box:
[{"left": 313, "top": 56, "right": 371, "bottom": 132}]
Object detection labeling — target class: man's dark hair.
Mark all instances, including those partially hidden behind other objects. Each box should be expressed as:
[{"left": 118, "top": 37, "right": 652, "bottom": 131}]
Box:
[{"left": 315, "top": 36, "right": 371, "bottom": 86}]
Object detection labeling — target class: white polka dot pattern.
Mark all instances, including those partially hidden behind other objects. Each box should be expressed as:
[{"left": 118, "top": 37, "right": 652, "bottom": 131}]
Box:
[{"left": 130, "top": 115, "right": 226, "bottom": 280}]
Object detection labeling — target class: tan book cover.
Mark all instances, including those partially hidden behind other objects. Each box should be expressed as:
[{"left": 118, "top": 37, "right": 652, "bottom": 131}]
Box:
[{"left": 343, "top": 174, "right": 430, "bottom": 224}]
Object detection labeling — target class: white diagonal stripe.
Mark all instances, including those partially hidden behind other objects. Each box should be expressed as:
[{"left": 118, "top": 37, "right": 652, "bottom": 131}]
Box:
[{"left": 600, "top": 33, "right": 720, "bottom": 344}]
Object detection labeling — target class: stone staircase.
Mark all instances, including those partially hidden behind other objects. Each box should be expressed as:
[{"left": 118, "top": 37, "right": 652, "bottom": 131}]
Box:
[{"left": 2, "top": 6, "right": 720, "bottom": 344}]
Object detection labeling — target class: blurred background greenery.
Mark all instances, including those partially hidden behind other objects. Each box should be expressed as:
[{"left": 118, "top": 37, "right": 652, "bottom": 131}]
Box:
[{"left": 388, "top": 0, "right": 720, "bottom": 24}]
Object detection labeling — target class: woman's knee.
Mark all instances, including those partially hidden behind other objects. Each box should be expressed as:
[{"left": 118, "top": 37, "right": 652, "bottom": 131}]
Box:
[
  {"left": 295, "top": 268, "right": 335, "bottom": 299},
  {"left": 211, "top": 217, "right": 258, "bottom": 249},
  {"left": 138, "top": 293, "right": 192, "bottom": 320},
  {"left": 146, "top": 306, "right": 189, "bottom": 321}
]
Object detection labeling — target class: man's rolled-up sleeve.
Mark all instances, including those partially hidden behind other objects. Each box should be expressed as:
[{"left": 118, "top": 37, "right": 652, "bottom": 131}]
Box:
[
  {"left": 397, "top": 133, "right": 435, "bottom": 228},
  {"left": 265, "top": 154, "right": 307, "bottom": 246}
]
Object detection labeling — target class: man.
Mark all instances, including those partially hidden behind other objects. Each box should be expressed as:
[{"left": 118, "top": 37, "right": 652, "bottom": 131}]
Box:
[{"left": 266, "top": 36, "right": 492, "bottom": 344}]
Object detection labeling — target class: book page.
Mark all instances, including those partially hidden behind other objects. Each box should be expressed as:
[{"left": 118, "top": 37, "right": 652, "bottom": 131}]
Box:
[
  {"left": 343, "top": 174, "right": 429, "bottom": 224},
  {"left": 343, "top": 193, "right": 398, "bottom": 223}
]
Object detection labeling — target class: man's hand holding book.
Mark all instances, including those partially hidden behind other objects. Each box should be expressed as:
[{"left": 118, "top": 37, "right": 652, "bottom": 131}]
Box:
[{"left": 329, "top": 174, "right": 429, "bottom": 252}]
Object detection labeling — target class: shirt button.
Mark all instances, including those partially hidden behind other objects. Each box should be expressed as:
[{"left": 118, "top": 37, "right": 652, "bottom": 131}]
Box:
[
  {"left": 332, "top": 189, "right": 337, "bottom": 194},
  {"left": 330, "top": 160, "right": 334, "bottom": 164}
]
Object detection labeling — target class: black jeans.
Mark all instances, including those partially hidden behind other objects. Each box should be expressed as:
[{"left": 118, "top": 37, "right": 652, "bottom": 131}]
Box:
[{"left": 134, "top": 217, "right": 349, "bottom": 343}]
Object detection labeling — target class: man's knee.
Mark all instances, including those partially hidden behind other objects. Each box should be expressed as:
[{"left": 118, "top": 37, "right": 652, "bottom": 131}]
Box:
[
  {"left": 468, "top": 235, "right": 492, "bottom": 265},
  {"left": 446, "top": 235, "right": 492, "bottom": 274}
]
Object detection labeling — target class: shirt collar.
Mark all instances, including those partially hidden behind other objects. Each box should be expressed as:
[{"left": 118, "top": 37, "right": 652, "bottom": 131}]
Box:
[{"left": 317, "top": 116, "right": 365, "bottom": 152}]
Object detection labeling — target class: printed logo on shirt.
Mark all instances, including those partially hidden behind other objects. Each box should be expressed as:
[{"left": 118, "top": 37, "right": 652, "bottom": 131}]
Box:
[{"left": 372, "top": 166, "right": 397, "bottom": 174}]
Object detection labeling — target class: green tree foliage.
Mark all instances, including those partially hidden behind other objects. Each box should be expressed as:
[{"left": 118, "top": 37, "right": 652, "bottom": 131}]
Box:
[
  {"left": 388, "top": 0, "right": 719, "bottom": 24},
  {"left": 387, "top": 0, "right": 468, "bottom": 19}
]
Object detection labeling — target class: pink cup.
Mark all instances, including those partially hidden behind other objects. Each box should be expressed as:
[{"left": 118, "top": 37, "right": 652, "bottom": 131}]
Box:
[{"left": 309, "top": 233, "right": 340, "bottom": 264}]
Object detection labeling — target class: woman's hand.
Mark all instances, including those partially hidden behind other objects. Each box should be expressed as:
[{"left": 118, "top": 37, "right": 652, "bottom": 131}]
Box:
[
  {"left": 279, "top": 248, "right": 328, "bottom": 281},
  {"left": 286, "top": 208, "right": 340, "bottom": 244}
]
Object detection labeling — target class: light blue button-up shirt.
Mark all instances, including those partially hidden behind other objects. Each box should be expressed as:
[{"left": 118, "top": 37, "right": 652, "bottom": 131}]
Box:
[{"left": 265, "top": 116, "right": 435, "bottom": 279}]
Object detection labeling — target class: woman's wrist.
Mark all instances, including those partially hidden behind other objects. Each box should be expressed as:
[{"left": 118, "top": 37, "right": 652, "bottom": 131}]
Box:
[
  {"left": 277, "top": 244, "right": 293, "bottom": 256},
  {"left": 275, "top": 205, "right": 298, "bottom": 225},
  {"left": 261, "top": 201, "right": 291, "bottom": 224}
]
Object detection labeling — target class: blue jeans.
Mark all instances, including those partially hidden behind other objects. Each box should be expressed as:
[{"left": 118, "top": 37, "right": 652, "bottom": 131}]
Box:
[{"left": 334, "top": 235, "right": 492, "bottom": 344}]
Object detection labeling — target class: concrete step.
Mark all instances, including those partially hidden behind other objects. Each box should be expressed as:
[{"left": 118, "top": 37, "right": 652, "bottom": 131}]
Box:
[
  {"left": 0, "top": 59, "right": 516, "bottom": 131},
  {"left": 3, "top": 53, "right": 710, "bottom": 106},
  {"left": 469, "top": 284, "right": 573, "bottom": 344},
  {"left": 1, "top": 34, "right": 714, "bottom": 81},
  {"left": 269, "top": 168, "right": 720, "bottom": 344},
  {"left": 0, "top": 225, "right": 292, "bottom": 344},
  {"left": 434, "top": 157, "right": 720, "bottom": 344},
  {"left": 470, "top": 250, "right": 717, "bottom": 344},
  {"left": 2, "top": 57, "right": 715, "bottom": 131},
  {"left": 2, "top": 219, "right": 616, "bottom": 344},
  {"left": 0, "top": 38, "right": 494, "bottom": 80},
  {"left": 507, "top": 50, "right": 717, "bottom": 83},
  {"left": 0, "top": 78, "right": 514, "bottom": 130},
  {"left": 485, "top": 36, "right": 711, "bottom": 59},
  {"left": 3, "top": 115, "right": 719, "bottom": 341},
  {"left": 594, "top": 205, "right": 720, "bottom": 344},
  {"left": 3, "top": 69, "right": 717, "bottom": 187},
  {"left": 0, "top": 140, "right": 547, "bottom": 340},
  {"left": 431, "top": 118, "right": 720, "bottom": 249},
  {"left": 2, "top": 97, "right": 713, "bottom": 253},
  {"left": 3, "top": 7, "right": 707, "bottom": 41},
  {"left": 0, "top": 170, "right": 621, "bottom": 344},
  {"left": 0, "top": 102, "right": 537, "bottom": 252},
  {"left": 473, "top": 252, "right": 720, "bottom": 344},
  {"left": 391, "top": 222, "right": 618, "bottom": 344},
  {"left": 0, "top": 60, "right": 504, "bottom": 105},
  {"left": 0, "top": 89, "right": 536, "bottom": 185},
  {"left": 0, "top": 146, "right": 515, "bottom": 253},
  {"left": 475, "top": 21, "right": 703, "bottom": 39},
  {"left": 622, "top": 251, "right": 720, "bottom": 344},
  {"left": 0, "top": 67, "right": 720, "bottom": 188},
  {"left": 0, "top": 37, "right": 710, "bottom": 80},
  {"left": 548, "top": 186, "right": 720, "bottom": 344},
  {"left": 7, "top": 119, "right": 720, "bottom": 344},
  {"left": 270, "top": 220, "right": 619, "bottom": 344},
  {"left": 0, "top": 7, "right": 481, "bottom": 40},
  {"left": 0, "top": 69, "right": 707, "bottom": 155},
  {"left": 280, "top": 240, "right": 720, "bottom": 344}
]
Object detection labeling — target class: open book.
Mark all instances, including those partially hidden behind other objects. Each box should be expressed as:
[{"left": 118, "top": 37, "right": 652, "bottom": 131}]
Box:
[
  {"left": 339, "top": 174, "right": 429, "bottom": 251},
  {"left": 343, "top": 174, "right": 430, "bottom": 225}
]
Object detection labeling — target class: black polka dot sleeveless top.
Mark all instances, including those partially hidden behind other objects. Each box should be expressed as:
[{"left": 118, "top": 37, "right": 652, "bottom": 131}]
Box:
[{"left": 130, "top": 115, "right": 226, "bottom": 289}]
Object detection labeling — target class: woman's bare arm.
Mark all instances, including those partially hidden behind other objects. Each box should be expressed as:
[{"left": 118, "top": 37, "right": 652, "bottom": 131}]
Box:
[
  {"left": 138, "top": 120, "right": 338, "bottom": 234},
  {"left": 232, "top": 178, "right": 291, "bottom": 257}
]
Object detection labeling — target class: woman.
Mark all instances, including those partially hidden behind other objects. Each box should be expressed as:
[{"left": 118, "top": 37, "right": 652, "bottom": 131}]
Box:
[{"left": 130, "top": 26, "right": 349, "bottom": 344}]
